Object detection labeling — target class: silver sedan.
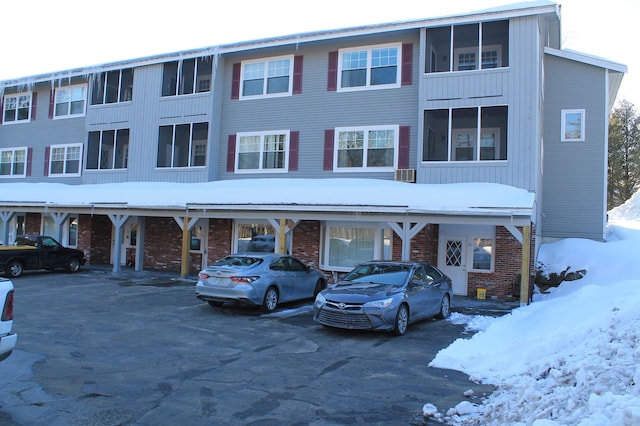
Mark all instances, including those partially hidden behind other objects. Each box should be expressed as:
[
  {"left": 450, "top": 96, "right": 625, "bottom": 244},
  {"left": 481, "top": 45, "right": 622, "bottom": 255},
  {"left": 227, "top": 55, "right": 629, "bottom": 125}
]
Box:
[
  {"left": 196, "top": 253, "right": 327, "bottom": 312},
  {"left": 313, "top": 261, "right": 452, "bottom": 336}
]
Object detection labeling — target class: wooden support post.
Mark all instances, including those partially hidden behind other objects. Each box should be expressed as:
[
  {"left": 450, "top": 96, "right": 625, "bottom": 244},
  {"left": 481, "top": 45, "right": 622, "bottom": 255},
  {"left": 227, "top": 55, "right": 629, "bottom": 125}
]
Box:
[
  {"left": 520, "top": 224, "right": 531, "bottom": 307},
  {"left": 181, "top": 215, "right": 190, "bottom": 278},
  {"left": 279, "top": 218, "right": 286, "bottom": 254}
]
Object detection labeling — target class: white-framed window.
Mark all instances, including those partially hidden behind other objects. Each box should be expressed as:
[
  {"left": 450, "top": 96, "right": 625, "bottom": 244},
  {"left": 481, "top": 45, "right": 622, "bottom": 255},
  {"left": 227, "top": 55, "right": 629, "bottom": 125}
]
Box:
[
  {"left": 334, "top": 125, "right": 398, "bottom": 171},
  {"left": 322, "top": 224, "right": 392, "bottom": 271},
  {"left": 157, "top": 122, "right": 208, "bottom": 168},
  {"left": 161, "top": 57, "right": 213, "bottom": 97},
  {"left": 54, "top": 84, "right": 87, "bottom": 118},
  {"left": 561, "top": 109, "right": 585, "bottom": 142},
  {"left": 338, "top": 43, "right": 401, "bottom": 91},
  {"left": 236, "top": 130, "right": 289, "bottom": 173},
  {"left": 87, "top": 129, "right": 130, "bottom": 170},
  {"left": 91, "top": 68, "right": 134, "bottom": 105},
  {"left": 233, "top": 221, "right": 279, "bottom": 254},
  {"left": 472, "top": 237, "right": 493, "bottom": 272},
  {"left": 454, "top": 45, "right": 502, "bottom": 71},
  {"left": 240, "top": 55, "right": 293, "bottom": 99},
  {"left": 3, "top": 92, "right": 32, "bottom": 123},
  {"left": 49, "top": 143, "right": 82, "bottom": 176},
  {"left": 423, "top": 106, "right": 508, "bottom": 162},
  {"left": 0, "top": 147, "right": 27, "bottom": 177}
]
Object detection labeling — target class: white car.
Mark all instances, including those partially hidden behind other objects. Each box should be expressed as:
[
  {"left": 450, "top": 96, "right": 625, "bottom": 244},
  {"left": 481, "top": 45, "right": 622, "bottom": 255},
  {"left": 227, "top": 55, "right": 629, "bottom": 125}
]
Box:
[{"left": 0, "top": 278, "right": 17, "bottom": 362}]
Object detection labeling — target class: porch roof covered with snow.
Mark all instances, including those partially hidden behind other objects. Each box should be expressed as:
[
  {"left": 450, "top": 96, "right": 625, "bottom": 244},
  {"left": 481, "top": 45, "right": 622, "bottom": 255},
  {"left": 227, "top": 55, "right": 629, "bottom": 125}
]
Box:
[{"left": 0, "top": 179, "right": 535, "bottom": 227}]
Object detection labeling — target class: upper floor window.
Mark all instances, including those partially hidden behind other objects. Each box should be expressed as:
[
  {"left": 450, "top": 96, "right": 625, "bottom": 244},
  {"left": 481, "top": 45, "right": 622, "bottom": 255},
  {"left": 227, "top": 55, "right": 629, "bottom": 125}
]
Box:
[
  {"left": 54, "top": 84, "right": 87, "bottom": 118},
  {"left": 240, "top": 55, "right": 293, "bottom": 99},
  {"left": 425, "top": 20, "right": 509, "bottom": 73},
  {"left": 236, "top": 130, "right": 289, "bottom": 173},
  {"left": 162, "top": 57, "right": 213, "bottom": 97},
  {"left": 334, "top": 125, "right": 398, "bottom": 171},
  {"left": 338, "top": 43, "right": 401, "bottom": 91},
  {"left": 49, "top": 143, "right": 82, "bottom": 176},
  {"left": 0, "top": 147, "right": 27, "bottom": 177},
  {"left": 91, "top": 68, "right": 134, "bottom": 105},
  {"left": 423, "top": 106, "right": 508, "bottom": 162},
  {"left": 3, "top": 93, "right": 32, "bottom": 123},
  {"left": 87, "top": 129, "right": 130, "bottom": 170},
  {"left": 157, "top": 122, "right": 208, "bottom": 168},
  {"left": 561, "top": 109, "right": 585, "bottom": 142}
]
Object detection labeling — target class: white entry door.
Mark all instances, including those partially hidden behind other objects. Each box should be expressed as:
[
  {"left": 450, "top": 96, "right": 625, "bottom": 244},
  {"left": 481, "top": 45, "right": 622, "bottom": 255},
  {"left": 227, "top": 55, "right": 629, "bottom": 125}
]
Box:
[{"left": 438, "top": 236, "right": 468, "bottom": 296}]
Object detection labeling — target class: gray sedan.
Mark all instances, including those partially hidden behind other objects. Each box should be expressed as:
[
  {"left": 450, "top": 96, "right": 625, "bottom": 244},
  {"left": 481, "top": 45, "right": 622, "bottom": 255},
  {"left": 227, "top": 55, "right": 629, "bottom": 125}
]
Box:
[
  {"left": 313, "top": 261, "right": 452, "bottom": 336},
  {"left": 196, "top": 253, "right": 327, "bottom": 312}
]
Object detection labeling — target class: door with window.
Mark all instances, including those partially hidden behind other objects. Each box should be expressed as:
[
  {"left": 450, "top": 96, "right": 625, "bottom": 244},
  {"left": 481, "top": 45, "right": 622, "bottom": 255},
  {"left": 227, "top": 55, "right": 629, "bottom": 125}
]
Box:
[
  {"left": 112, "top": 218, "right": 138, "bottom": 266},
  {"left": 438, "top": 236, "right": 468, "bottom": 295}
]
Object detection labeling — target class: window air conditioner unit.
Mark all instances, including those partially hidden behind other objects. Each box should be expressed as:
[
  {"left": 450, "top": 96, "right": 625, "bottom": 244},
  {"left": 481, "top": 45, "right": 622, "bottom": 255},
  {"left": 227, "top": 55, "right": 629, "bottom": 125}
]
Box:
[{"left": 394, "top": 169, "right": 416, "bottom": 183}]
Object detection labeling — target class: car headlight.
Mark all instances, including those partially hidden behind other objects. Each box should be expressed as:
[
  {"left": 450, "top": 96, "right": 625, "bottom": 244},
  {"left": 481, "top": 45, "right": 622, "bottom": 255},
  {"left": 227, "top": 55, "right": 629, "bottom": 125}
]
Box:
[
  {"left": 314, "top": 292, "right": 326, "bottom": 308},
  {"left": 363, "top": 298, "right": 393, "bottom": 309}
]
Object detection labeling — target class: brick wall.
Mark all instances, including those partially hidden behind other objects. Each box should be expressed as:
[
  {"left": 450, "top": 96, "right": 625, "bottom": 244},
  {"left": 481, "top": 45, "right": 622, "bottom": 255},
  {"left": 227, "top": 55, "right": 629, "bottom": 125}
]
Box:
[
  {"left": 144, "top": 217, "right": 182, "bottom": 272},
  {"left": 25, "top": 213, "right": 40, "bottom": 234},
  {"left": 291, "top": 221, "right": 321, "bottom": 268},
  {"left": 467, "top": 226, "right": 530, "bottom": 300},
  {"left": 207, "top": 219, "right": 233, "bottom": 265},
  {"left": 390, "top": 224, "right": 439, "bottom": 263},
  {"left": 74, "top": 214, "right": 110, "bottom": 265}
]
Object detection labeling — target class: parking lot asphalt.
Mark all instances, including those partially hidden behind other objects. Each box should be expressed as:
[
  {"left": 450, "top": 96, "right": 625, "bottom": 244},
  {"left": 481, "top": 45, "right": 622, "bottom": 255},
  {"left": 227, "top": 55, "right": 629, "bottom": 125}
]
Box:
[{"left": 0, "top": 266, "right": 516, "bottom": 425}]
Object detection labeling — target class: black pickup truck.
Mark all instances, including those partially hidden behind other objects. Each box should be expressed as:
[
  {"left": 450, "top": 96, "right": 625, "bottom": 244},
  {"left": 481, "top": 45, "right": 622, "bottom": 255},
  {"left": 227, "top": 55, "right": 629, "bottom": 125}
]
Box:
[{"left": 0, "top": 235, "right": 86, "bottom": 278}]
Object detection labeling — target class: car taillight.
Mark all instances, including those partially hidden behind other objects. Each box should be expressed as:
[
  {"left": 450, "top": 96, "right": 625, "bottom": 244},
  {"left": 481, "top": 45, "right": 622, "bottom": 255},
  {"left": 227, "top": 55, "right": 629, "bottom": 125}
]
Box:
[
  {"left": 230, "top": 276, "right": 258, "bottom": 283},
  {"left": 1, "top": 290, "right": 14, "bottom": 321},
  {"left": 198, "top": 273, "right": 210, "bottom": 279}
]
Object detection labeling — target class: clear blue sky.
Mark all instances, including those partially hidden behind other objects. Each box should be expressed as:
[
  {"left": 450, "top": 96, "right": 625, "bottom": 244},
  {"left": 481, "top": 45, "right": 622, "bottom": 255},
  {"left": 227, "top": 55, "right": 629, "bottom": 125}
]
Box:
[{"left": 1, "top": 0, "right": 637, "bottom": 107}]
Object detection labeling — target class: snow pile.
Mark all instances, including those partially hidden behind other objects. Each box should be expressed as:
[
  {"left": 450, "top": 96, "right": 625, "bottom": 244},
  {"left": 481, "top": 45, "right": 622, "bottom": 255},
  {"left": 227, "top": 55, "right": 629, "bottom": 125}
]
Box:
[{"left": 425, "top": 194, "right": 640, "bottom": 425}]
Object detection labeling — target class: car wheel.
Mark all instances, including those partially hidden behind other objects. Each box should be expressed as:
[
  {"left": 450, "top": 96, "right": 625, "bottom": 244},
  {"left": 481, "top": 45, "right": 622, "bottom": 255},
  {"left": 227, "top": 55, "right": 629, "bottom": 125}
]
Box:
[
  {"left": 5, "top": 260, "right": 24, "bottom": 278},
  {"left": 207, "top": 301, "right": 223, "bottom": 308},
  {"left": 436, "top": 295, "right": 451, "bottom": 319},
  {"left": 65, "top": 257, "right": 81, "bottom": 273},
  {"left": 393, "top": 304, "right": 409, "bottom": 336},
  {"left": 262, "top": 287, "right": 279, "bottom": 312},
  {"left": 313, "top": 279, "right": 325, "bottom": 298}
]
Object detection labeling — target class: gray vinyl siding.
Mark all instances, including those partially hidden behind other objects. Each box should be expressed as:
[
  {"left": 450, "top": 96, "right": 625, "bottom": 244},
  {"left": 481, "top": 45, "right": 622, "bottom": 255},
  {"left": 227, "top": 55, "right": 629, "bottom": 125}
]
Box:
[
  {"left": 84, "top": 64, "right": 214, "bottom": 184},
  {"left": 217, "top": 31, "right": 420, "bottom": 180},
  {"left": 541, "top": 55, "right": 607, "bottom": 241},
  {"left": 1, "top": 81, "right": 87, "bottom": 184},
  {"left": 417, "top": 16, "right": 543, "bottom": 192}
]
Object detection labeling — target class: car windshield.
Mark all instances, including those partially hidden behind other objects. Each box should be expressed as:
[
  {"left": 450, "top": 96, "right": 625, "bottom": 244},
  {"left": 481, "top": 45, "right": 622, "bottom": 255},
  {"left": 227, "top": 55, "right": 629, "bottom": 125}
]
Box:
[
  {"left": 342, "top": 264, "right": 411, "bottom": 286},
  {"left": 213, "top": 256, "right": 263, "bottom": 268}
]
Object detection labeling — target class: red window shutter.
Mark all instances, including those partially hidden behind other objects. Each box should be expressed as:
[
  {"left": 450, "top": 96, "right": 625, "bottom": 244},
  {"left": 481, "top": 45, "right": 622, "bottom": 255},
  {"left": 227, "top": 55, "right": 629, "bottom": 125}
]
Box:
[
  {"left": 31, "top": 92, "right": 37, "bottom": 120},
  {"left": 289, "top": 131, "right": 299, "bottom": 171},
  {"left": 323, "top": 129, "right": 335, "bottom": 170},
  {"left": 401, "top": 44, "right": 413, "bottom": 86},
  {"left": 227, "top": 134, "right": 236, "bottom": 172},
  {"left": 48, "top": 89, "right": 55, "bottom": 119},
  {"left": 44, "top": 147, "right": 50, "bottom": 176},
  {"left": 231, "top": 63, "right": 241, "bottom": 100},
  {"left": 26, "top": 148, "right": 33, "bottom": 176},
  {"left": 398, "top": 126, "right": 410, "bottom": 169},
  {"left": 327, "top": 51, "right": 338, "bottom": 91},
  {"left": 293, "top": 56, "right": 303, "bottom": 94}
]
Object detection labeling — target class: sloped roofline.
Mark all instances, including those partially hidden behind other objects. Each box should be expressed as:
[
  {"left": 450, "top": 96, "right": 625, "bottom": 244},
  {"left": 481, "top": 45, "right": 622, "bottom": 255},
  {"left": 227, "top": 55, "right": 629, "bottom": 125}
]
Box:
[
  {"left": 1, "top": 1, "right": 559, "bottom": 87},
  {"left": 544, "top": 47, "right": 627, "bottom": 73}
]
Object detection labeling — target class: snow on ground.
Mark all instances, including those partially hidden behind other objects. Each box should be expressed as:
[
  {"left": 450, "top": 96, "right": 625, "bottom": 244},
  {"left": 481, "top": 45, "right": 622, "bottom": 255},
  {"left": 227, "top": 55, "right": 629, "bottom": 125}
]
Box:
[{"left": 426, "top": 195, "right": 640, "bottom": 425}]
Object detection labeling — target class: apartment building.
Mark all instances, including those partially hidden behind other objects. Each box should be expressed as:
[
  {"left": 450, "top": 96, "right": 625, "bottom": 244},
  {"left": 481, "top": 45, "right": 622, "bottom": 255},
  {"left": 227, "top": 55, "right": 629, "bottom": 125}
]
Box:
[{"left": 0, "top": 1, "right": 626, "bottom": 299}]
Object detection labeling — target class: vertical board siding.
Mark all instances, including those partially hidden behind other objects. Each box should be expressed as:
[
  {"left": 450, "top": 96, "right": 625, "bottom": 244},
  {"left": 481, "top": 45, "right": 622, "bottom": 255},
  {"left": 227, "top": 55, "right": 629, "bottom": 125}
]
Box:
[{"left": 418, "top": 16, "right": 541, "bottom": 192}]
